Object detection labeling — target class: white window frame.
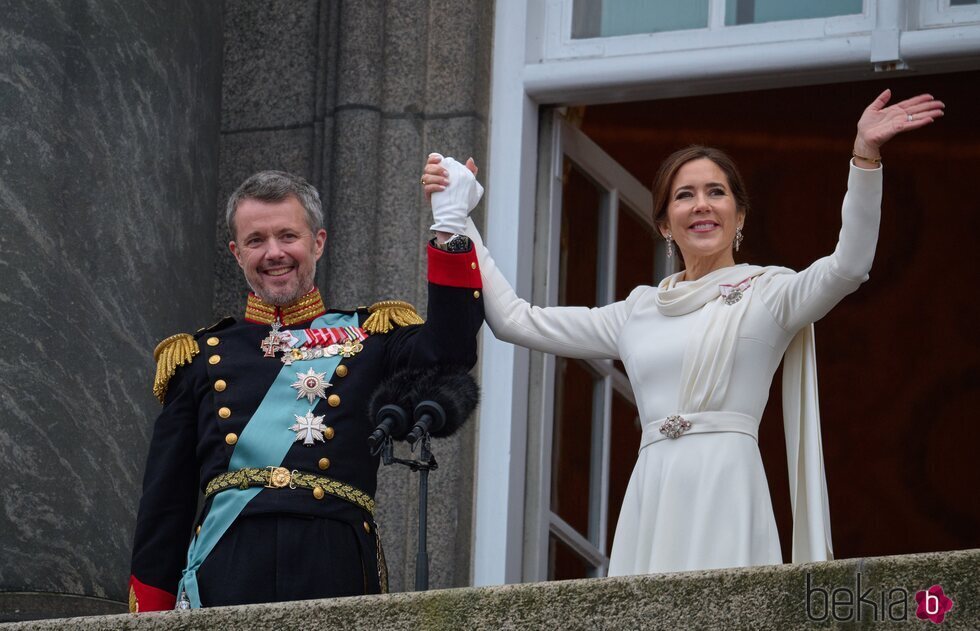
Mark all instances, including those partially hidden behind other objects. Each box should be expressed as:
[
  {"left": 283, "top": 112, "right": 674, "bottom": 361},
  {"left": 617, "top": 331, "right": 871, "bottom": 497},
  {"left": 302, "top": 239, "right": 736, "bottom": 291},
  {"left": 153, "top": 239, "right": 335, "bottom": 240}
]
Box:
[
  {"left": 525, "top": 114, "right": 659, "bottom": 581},
  {"left": 541, "top": 0, "right": 874, "bottom": 62},
  {"left": 472, "top": 0, "right": 980, "bottom": 588},
  {"left": 918, "top": 0, "right": 980, "bottom": 27}
]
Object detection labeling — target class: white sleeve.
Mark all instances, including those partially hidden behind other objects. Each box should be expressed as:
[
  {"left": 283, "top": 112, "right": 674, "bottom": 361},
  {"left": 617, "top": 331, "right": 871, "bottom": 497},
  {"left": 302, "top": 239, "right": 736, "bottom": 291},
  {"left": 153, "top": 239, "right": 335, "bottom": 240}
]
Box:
[
  {"left": 464, "top": 218, "right": 635, "bottom": 360},
  {"left": 760, "top": 160, "right": 883, "bottom": 332}
]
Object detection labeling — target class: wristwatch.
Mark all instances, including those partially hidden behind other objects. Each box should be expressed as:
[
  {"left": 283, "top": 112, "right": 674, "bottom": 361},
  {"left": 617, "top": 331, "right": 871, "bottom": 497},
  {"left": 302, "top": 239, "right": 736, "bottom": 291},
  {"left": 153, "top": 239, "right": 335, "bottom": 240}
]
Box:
[{"left": 434, "top": 234, "right": 471, "bottom": 253}]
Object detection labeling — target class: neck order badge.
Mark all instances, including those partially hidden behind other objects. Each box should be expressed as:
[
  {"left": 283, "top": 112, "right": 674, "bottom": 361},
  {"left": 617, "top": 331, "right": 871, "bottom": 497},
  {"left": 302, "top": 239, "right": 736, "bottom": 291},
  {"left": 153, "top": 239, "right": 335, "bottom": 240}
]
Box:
[{"left": 176, "top": 311, "right": 359, "bottom": 608}]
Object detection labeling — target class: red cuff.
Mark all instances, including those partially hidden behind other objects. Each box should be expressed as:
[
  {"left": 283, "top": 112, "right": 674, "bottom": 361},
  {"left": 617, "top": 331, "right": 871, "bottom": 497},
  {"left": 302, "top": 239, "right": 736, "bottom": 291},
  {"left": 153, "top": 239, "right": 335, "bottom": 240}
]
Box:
[
  {"left": 427, "top": 243, "right": 482, "bottom": 289},
  {"left": 129, "top": 575, "right": 176, "bottom": 613}
]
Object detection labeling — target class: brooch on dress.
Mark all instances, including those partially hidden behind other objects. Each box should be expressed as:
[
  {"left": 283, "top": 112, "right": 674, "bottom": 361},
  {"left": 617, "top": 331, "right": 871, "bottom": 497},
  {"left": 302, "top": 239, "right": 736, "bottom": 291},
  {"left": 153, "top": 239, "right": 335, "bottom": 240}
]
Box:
[
  {"left": 659, "top": 414, "right": 692, "bottom": 439},
  {"left": 719, "top": 278, "right": 752, "bottom": 305}
]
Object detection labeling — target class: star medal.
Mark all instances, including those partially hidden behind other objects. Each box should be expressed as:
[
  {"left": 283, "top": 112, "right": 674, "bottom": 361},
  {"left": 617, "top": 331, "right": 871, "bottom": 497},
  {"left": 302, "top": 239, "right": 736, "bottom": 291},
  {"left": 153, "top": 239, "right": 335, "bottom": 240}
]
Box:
[
  {"left": 291, "top": 368, "right": 331, "bottom": 404},
  {"left": 290, "top": 410, "right": 329, "bottom": 446},
  {"left": 720, "top": 278, "right": 752, "bottom": 306}
]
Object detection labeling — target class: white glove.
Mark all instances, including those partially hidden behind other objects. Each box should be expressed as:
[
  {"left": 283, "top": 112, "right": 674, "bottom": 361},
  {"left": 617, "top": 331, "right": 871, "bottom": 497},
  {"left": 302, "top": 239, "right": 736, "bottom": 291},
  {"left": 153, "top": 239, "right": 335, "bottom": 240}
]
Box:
[{"left": 430, "top": 155, "right": 484, "bottom": 234}]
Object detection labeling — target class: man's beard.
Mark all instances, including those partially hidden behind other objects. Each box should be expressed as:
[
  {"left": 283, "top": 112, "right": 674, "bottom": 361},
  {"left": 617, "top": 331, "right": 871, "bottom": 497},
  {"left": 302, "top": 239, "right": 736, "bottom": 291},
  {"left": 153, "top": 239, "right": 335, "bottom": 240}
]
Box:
[{"left": 248, "top": 268, "right": 316, "bottom": 306}]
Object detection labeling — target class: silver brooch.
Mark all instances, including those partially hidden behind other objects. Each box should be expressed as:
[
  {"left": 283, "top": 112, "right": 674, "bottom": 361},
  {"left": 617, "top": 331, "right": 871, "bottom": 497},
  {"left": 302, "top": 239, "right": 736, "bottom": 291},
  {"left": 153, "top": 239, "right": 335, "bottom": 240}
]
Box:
[
  {"left": 659, "top": 414, "right": 692, "bottom": 439},
  {"left": 720, "top": 278, "right": 752, "bottom": 305}
]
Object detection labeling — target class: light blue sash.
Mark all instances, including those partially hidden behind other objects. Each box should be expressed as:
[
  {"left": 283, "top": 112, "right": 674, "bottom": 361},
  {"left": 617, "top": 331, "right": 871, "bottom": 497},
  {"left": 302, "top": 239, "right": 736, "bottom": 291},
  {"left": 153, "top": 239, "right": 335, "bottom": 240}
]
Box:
[{"left": 177, "top": 312, "right": 357, "bottom": 608}]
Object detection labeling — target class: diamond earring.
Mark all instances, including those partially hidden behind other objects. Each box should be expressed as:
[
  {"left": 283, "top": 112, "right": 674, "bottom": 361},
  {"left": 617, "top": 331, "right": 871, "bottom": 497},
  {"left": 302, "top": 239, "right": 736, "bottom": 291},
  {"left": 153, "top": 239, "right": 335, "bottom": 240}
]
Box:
[
  {"left": 734, "top": 227, "right": 743, "bottom": 252},
  {"left": 665, "top": 231, "right": 673, "bottom": 258}
]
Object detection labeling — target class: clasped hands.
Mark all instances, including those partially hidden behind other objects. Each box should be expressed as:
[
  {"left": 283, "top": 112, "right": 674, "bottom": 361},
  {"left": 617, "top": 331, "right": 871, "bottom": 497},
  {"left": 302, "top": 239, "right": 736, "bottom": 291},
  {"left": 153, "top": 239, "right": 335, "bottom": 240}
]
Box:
[{"left": 424, "top": 153, "right": 482, "bottom": 237}]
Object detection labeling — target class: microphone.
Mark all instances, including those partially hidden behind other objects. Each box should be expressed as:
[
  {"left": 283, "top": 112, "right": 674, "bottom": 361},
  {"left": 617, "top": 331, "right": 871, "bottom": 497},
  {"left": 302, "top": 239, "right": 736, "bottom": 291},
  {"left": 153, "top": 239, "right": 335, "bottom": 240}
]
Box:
[
  {"left": 405, "top": 369, "right": 480, "bottom": 445},
  {"left": 367, "top": 370, "right": 416, "bottom": 452}
]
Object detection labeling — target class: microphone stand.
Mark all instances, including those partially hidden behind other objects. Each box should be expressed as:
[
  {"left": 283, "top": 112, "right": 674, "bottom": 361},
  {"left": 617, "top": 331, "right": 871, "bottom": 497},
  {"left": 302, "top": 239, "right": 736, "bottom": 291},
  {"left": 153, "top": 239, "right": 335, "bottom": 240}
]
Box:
[{"left": 380, "top": 435, "right": 438, "bottom": 591}]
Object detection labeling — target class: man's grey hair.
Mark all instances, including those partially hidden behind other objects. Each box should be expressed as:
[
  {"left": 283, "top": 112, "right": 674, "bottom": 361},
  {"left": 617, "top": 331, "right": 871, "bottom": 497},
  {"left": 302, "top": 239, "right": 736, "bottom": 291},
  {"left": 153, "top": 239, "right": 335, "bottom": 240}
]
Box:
[{"left": 226, "top": 170, "right": 323, "bottom": 239}]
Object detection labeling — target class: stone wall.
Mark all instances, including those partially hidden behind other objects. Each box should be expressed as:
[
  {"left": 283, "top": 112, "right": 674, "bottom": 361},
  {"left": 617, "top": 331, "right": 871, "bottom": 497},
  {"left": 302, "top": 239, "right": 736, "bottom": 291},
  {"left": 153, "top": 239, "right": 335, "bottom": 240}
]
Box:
[
  {"left": 0, "top": 0, "right": 224, "bottom": 619},
  {"left": 215, "top": 0, "right": 493, "bottom": 592},
  {"left": 7, "top": 550, "right": 978, "bottom": 629}
]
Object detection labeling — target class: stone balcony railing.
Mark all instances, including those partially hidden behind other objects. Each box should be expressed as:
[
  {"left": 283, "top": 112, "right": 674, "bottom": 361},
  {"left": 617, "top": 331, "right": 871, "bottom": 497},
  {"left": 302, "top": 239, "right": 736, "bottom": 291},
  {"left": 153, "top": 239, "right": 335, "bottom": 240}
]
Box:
[{"left": 3, "top": 549, "right": 977, "bottom": 630}]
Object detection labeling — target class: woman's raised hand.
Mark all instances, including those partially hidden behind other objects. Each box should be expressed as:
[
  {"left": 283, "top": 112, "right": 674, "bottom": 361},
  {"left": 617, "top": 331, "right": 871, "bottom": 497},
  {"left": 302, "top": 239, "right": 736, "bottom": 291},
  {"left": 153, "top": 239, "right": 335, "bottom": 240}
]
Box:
[{"left": 854, "top": 90, "right": 944, "bottom": 161}]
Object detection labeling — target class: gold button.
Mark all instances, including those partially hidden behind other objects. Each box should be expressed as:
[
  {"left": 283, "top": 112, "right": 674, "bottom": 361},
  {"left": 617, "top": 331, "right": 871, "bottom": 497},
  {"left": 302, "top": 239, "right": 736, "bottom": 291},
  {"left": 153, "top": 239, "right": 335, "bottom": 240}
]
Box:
[
  {"left": 335, "top": 365, "right": 348, "bottom": 377},
  {"left": 313, "top": 486, "right": 325, "bottom": 500},
  {"left": 206, "top": 337, "right": 220, "bottom": 347},
  {"left": 318, "top": 457, "right": 330, "bottom": 471},
  {"left": 225, "top": 433, "right": 238, "bottom": 445},
  {"left": 196, "top": 525, "right": 201, "bottom": 535},
  {"left": 328, "top": 394, "right": 341, "bottom": 407},
  {"left": 214, "top": 379, "right": 227, "bottom": 392},
  {"left": 473, "top": 290, "right": 481, "bottom": 299},
  {"left": 363, "top": 521, "right": 371, "bottom": 534},
  {"left": 470, "top": 262, "right": 477, "bottom": 270},
  {"left": 218, "top": 407, "right": 231, "bottom": 419},
  {"left": 323, "top": 426, "right": 335, "bottom": 440},
  {"left": 209, "top": 354, "right": 221, "bottom": 365}
]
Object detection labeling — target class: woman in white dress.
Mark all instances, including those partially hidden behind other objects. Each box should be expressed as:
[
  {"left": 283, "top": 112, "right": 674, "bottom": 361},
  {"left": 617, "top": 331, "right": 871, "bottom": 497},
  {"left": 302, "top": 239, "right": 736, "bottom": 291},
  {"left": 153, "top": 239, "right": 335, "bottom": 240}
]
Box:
[{"left": 422, "top": 90, "right": 943, "bottom": 575}]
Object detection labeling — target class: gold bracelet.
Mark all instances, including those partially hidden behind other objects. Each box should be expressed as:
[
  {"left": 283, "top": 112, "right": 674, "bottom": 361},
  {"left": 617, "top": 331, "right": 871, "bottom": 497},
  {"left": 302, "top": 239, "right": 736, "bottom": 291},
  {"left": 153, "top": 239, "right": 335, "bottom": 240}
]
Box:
[{"left": 852, "top": 152, "right": 882, "bottom": 165}]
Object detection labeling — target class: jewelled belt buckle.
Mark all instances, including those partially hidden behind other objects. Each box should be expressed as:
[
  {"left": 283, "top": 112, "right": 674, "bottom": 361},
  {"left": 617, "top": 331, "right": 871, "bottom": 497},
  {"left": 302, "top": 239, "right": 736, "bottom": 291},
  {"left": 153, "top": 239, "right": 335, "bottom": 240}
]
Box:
[
  {"left": 265, "top": 466, "right": 298, "bottom": 489},
  {"left": 659, "top": 415, "right": 692, "bottom": 439}
]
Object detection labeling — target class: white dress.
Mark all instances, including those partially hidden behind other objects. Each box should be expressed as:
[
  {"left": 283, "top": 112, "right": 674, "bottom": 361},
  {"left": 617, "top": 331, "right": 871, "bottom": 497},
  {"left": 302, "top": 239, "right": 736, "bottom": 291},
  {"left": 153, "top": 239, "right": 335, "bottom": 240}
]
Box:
[{"left": 464, "top": 162, "right": 882, "bottom": 575}]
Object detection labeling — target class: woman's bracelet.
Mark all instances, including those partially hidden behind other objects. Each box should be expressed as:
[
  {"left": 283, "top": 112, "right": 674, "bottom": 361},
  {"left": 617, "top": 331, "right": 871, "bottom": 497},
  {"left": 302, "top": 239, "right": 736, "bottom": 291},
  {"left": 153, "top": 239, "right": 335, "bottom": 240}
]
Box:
[{"left": 852, "top": 151, "right": 882, "bottom": 166}]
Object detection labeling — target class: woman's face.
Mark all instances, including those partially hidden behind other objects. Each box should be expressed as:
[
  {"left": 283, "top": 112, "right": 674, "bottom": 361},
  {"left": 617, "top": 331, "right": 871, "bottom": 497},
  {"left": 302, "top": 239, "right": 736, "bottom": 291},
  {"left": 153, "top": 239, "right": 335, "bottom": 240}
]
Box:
[{"left": 660, "top": 158, "right": 744, "bottom": 263}]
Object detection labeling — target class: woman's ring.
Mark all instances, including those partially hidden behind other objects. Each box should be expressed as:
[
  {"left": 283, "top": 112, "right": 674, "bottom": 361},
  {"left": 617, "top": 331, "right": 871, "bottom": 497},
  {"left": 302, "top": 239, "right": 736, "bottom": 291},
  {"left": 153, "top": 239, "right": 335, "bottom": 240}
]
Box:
[
  {"left": 907, "top": 113, "right": 913, "bottom": 122},
  {"left": 421, "top": 177, "right": 426, "bottom": 185}
]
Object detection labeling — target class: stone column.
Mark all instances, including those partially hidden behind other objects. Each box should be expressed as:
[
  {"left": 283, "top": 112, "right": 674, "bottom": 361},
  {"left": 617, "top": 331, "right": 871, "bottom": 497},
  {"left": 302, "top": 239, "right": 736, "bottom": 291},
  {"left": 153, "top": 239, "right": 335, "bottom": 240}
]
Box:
[
  {"left": 218, "top": 0, "right": 493, "bottom": 592},
  {"left": 0, "top": 0, "right": 223, "bottom": 621}
]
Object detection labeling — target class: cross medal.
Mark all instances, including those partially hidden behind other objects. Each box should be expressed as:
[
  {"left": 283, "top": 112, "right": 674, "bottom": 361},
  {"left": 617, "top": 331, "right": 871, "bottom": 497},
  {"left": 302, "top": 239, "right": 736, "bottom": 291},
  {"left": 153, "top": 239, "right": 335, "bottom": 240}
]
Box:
[{"left": 260, "top": 318, "right": 290, "bottom": 358}]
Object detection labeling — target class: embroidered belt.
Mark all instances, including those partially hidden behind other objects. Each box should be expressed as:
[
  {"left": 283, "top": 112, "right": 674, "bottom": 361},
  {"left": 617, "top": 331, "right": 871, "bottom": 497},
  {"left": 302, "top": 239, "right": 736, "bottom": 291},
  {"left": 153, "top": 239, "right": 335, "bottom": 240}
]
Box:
[
  {"left": 639, "top": 411, "right": 759, "bottom": 451},
  {"left": 205, "top": 467, "right": 375, "bottom": 516}
]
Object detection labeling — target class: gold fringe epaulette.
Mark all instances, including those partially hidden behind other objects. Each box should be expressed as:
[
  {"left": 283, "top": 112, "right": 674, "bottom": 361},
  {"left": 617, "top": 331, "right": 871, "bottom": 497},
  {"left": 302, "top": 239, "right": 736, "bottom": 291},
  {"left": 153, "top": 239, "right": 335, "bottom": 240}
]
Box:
[
  {"left": 362, "top": 300, "right": 424, "bottom": 334},
  {"left": 129, "top": 585, "right": 138, "bottom": 613},
  {"left": 153, "top": 333, "right": 200, "bottom": 404}
]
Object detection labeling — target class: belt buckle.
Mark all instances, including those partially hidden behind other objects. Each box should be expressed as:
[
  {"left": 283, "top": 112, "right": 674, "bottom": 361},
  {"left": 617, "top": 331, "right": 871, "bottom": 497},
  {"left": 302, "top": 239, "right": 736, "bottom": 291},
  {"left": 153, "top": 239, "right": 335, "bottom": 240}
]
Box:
[
  {"left": 660, "top": 414, "right": 692, "bottom": 439},
  {"left": 265, "top": 466, "right": 297, "bottom": 489}
]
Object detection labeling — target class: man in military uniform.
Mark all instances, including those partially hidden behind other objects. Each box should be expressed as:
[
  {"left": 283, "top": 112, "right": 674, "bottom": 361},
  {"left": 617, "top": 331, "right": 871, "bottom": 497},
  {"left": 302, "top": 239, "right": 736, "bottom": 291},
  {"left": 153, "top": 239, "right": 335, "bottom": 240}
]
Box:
[{"left": 129, "top": 164, "right": 483, "bottom": 611}]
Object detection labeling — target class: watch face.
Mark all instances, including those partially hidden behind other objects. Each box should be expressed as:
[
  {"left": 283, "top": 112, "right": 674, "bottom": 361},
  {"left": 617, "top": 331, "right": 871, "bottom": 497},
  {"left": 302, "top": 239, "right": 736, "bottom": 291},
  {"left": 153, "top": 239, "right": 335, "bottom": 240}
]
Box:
[{"left": 441, "top": 234, "right": 469, "bottom": 252}]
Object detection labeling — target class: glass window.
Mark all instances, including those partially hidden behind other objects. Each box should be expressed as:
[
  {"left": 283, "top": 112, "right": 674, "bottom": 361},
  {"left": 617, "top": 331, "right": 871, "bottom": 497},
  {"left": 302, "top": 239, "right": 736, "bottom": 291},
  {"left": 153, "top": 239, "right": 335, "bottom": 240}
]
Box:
[
  {"left": 951, "top": 0, "right": 980, "bottom": 5},
  {"left": 725, "top": 0, "right": 862, "bottom": 26},
  {"left": 548, "top": 534, "right": 592, "bottom": 580},
  {"left": 573, "top": 0, "right": 709, "bottom": 39},
  {"left": 550, "top": 358, "right": 596, "bottom": 537}
]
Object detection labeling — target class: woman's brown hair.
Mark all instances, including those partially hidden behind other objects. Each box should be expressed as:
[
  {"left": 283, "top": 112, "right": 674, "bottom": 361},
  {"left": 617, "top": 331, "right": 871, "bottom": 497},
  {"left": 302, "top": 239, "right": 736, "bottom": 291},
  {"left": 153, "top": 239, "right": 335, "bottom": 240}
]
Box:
[{"left": 651, "top": 145, "right": 751, "bottom": 238}]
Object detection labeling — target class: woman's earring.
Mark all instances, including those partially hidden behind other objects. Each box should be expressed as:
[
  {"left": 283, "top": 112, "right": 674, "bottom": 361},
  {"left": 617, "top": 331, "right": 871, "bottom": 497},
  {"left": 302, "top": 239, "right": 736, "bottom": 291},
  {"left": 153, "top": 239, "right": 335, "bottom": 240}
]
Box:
[
  {"left": 734, "top": 227, "right": 743, "bottom": 252},
  {"left": 665, "top": 231, "right": 673, "bottom": 258}
]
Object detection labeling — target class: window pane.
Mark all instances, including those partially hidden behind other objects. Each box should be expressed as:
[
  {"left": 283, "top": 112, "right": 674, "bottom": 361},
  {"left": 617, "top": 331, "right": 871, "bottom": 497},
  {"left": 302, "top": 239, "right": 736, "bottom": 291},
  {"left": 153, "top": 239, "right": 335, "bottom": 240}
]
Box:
[
  {"left": 559, "top": 160, "right": 600, "bottom": 307},
  {"left": 573, "top": 0, "right": 709, "bottom": 39},
  {"left": 551, "top": 358, "right": 596, "bottom": 538},
  {"left": 725, "top": 0, "right": 862, "bottom": 25},
  {"left": 951, "top": 0, "right": 980, "bottom": 5},
  {"left": 615, "top": 203, "right": 656, "bottom": 302},
  {"left": 548, "top": 533, "right": 593, "bottom": 580},
  {"left": 607, "top": 391, "right": 642, "bottom": 554}
]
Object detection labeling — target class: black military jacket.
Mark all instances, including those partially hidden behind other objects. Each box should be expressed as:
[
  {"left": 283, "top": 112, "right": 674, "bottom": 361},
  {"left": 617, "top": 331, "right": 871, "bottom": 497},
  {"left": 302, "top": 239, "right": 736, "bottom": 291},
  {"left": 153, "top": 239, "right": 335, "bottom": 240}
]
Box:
[{"left": 129, "top": 244, "right": 483, "bottom": 611}]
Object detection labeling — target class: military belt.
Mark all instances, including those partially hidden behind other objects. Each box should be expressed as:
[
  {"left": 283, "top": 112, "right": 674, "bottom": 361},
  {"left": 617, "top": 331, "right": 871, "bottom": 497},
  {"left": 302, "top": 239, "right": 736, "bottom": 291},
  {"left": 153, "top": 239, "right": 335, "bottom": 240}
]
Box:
[{"left": 205, "top": 466, "right": 375, "bottom": 516}]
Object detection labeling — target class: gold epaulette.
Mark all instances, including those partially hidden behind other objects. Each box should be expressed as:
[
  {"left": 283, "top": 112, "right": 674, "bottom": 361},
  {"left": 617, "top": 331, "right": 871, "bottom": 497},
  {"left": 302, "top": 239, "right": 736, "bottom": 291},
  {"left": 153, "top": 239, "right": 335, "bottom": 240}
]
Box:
[
  {"left": 362, "top": 300, "right": 424, "bottom": 334},
  {"left": 152, "top": 333, "right": 200, "bottom": 404},
  {"left": 129, "top": 585, "right": 138, "bottom": 613}
]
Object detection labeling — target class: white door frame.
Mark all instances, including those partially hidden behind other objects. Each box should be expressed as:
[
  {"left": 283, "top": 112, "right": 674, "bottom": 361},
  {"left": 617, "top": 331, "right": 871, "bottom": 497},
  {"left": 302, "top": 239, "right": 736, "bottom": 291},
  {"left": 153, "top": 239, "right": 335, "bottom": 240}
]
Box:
[{"left": 472, "top": 0, "right": 980, "bottom": 587}]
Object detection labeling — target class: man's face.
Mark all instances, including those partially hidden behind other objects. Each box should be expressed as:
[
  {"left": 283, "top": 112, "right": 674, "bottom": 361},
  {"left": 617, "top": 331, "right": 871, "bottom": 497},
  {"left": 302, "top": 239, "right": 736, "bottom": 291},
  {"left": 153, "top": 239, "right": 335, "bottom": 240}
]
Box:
[{"left": 228, "top": 195, "right": 326, "bottom": 306}]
